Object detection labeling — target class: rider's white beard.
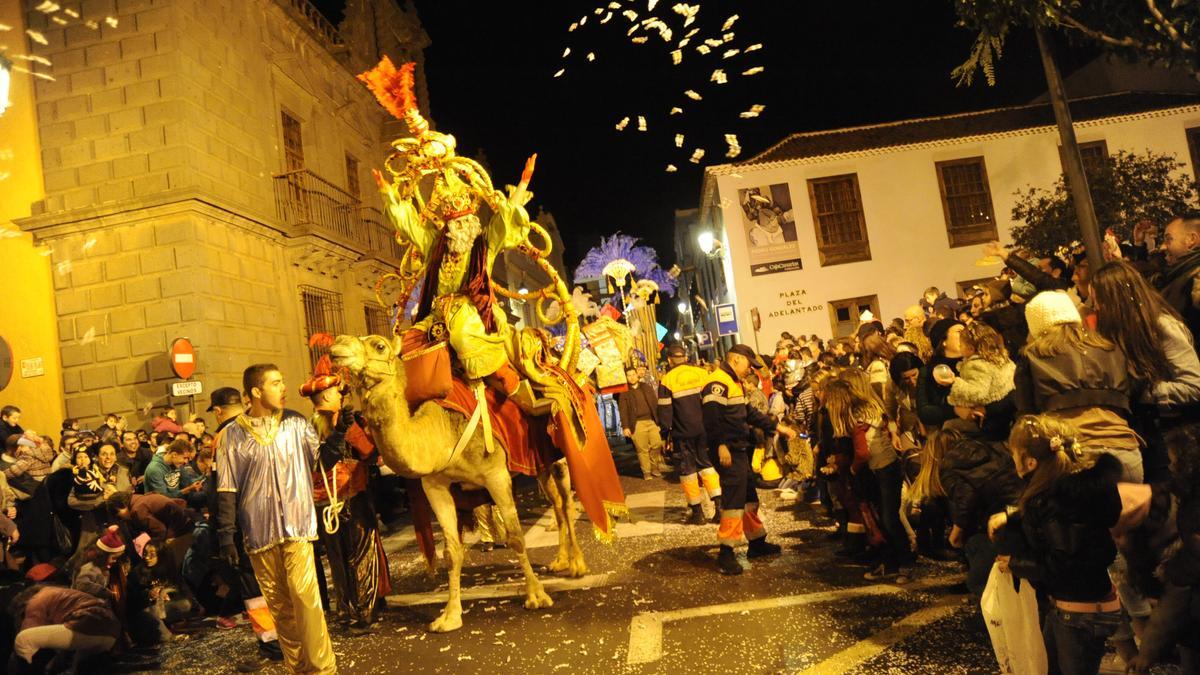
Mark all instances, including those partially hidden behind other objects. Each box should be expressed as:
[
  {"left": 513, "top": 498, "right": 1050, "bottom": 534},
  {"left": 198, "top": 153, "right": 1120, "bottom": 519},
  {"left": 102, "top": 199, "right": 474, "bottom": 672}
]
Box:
[{"left": 446, "top": 215, "right": 482, "bottom": 256}]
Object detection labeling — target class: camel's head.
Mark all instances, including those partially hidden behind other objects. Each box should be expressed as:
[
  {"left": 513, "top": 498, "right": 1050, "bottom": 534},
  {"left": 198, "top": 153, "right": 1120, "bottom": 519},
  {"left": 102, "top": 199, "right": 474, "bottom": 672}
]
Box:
[{"left": 330, "top": 334, "right": 402, "bottom": 387}]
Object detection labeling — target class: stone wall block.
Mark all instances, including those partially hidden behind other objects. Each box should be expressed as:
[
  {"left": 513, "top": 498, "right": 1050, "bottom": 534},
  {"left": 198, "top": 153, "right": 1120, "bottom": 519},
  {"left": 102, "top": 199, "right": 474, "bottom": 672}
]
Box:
[
  {"left": 89, "top": 283, "right": 124, "bottom": 309},
  {"left": 53, "top": 48, "right": 88, "bottom": 73},
  {"left": 161, "top": 269, "right": 208, "bottom": 298},
  {"left": 97, "top": 181, "right": 133, "bottom": 204},
  {"left": 155, "top": 219, "right": 195, "bottom": 245},
  {"left": 74, "top": 115, "right": 109, "bottom": 140},
  {"left": 104, "top": 60, "right": 140, "bottom": 87},
  {"left": 93, "top": 135, "right": 129, "bottom": 161},
  {"left": 42, "top": 147, "right": 63, "bottom": 171},
  {"left": 65, "top": 24, "right": 101, "bottom": 48},
  {"left": 115, "top": 362, "right": 150, "bottom": 386},
  {"left": 81, "top": 365, "right": 117, "bottom": 391},
  {"left": 113, "top": 154, "right": 149, "bottom": 178},
  {"left": 94, "top": 336, "right": 131, "bottom": 362},
  {"left": 43, "top": 168, "right": 78, "bottom": 193},
  {"left": 130, "top": 329, "right": 167, "bottom": 356},
  {"left": 59, "top": 140, "right": 94, "bottom": 167},
  {"left": 57, "top": 318, "right": 75, "bottom": 342},
  {"left": 40, "top": 122, "right": 76, "bottom": 147},
  {"left": 54, "top": 95, "right": 90, "bottom": 120},
  {"left": 129, "top": 125, "right": 165, "bottom": 152},
  {"left": 60, "top": 343, "right": 95, "bottom": 368},
  {"left": 119, "top": 226, "right": 155, "bottom": 251},
  {"left": 119, "top": 34, "right": 156, "bottom": 60},
  {"left": 147, "top": 354, "right": 175, "bottom": 381},
  {"left": 55, "top": 289, "right": 90, "bottom": 315},
  {"left": 109, "top": 306, "right": 147, "bottom": 332},
  {"left": 147, "top": 146, "right": 185, "bottom": 170},
  {"left": 104, "top": 253, "right": 141, "bottom": 281},
  {"left": 139, "top": 246, "right": 175, "bottom": 273},
  {"left": 85, "top": 41, "right": 122, "bottom": 69},
  {"left": 125, "top": 80, "right": 160, "bottom": 107},
  {"left": 69, "top": 260, "right": 104, "bottom": 286},
  {"left": 63, "top": 187, "right": 98, "bottom": 211},
  {"left": 65, "top": 394, "right": 103, "bottom": 420},
  {"left": 90, "top": 87, "right": 126, "bottom": 114},
  {"left": 108, "top": 107, "right": 144, "bottom": 134},
  {"left": 100, "top": 389, "right": 138, "bottom": 416},
  {"left": 136, "top": 6, "right": 172, "bottom": 32},
  {"left": 132, "top": 172, "right": 169, "bottom": 196},
  {"left": 81, "top": 0, "right": 118, "bottom": 20},
  {"left": 139, "top": 53, "right": 174, "bottom": 79},
  {"left": 77, "top": 161, "right": 113, "bottom": 186},
  {"left": 145, "top": 299, "right": 181, "bottom": 327},
  {"left": 62, "top": 369, "right": 83, "bottom": 394}
]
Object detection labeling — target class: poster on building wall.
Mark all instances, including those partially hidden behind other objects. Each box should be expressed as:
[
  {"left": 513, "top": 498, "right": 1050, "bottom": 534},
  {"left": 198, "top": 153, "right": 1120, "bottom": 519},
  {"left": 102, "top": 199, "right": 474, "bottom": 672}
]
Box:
[{"left": 738, "top": 183, "right": 803, "bottom": 276}]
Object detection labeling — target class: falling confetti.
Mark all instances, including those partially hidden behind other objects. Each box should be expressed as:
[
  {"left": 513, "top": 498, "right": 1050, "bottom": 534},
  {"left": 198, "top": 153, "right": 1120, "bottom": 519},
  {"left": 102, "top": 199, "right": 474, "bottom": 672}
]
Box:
[
  {"left": 711, "top": 69, "right": 727, "bottom": 84},
  {"left": 723, "top": 48, "right": 740, "bottom": 59},
  {"left": 51, "top": 16, "right": 67, "bottom": 25},
  {"left": 674, "top": 133, "right": 684, "bottom": 148},
  {"left": 669, "top": 106, "right": 683, "bottom": 115},
  {"left": 745, "top": 42, "right": 763, "bottom": 52},
  {"left": 689, "top": 148, "right": 705, "bottom": 163},
  {"left": 34, "top": 1, "right": 60, "bottom": 13},
  {"left": 683, "top": 89, "right": 702, "bottom": 100},
  {"left": 0, "top": 23, "right": 11, "bottom": 31},
  {"left": 670, "top": 49, "right": 682, "bottom": 64},
  {"left": 622, "top": 9, "right": 638, "bottom": 21},
  {"left": 82, "top": 237, "right": 97, "bottom": 252},
  {"left": 56, "top": 260, "right": 72, "bottom": 275},
  {"left": 600, "top": 12, "right": 612, "bottom": 24},
  {"left": 725, "top": 133, "right": 742, "bottom": 158},
  {"left": 586, "top": 52, "right": 596, "bottom": 61},
  {"left": 39, "top": 249, "right": 53, "bottom": 257},
  {"left": 666, "top": 164, "right": 678, "bottom": 172},
  {"left": 648, "top": 0, "right": 659, "bottom": 11},
  {"left": 11, "top": 54, "right": 53, "bottom": 66},
  {"left": 695, "top": 44, "right": 711, "bottom": 55},
  {"left": 740, "top": 104, "right": 766, "bottom": 118},
  {"left": 569, "top": 22, "right": 578, "bottom": 31},
  {"left": 637, "top": 116, "right": 647, "bottom": 131},
  {"left": 63, "top": 7, "right": 78, "bottom": 17},
  {"left": 723, "top": 32, "right": 735, "bottom": 43},
  {"left": 722, "top": 14, "right": 740, "bottom": 31},
  {"left": 615, "top": 116, "right": 630, "bottom": 131},
  {"left": 25, "top": 29, "right": 48, "bottom": 45},
  {"left": 562, "top": 47, "right": 571, "bottom": 58},
  {"left": 0, "top": 229, "right": 22, "bottom": 239},
  {"left": 743, "top": 66, "right": 764, "bottom": 76},
  {"left": 104, "top": 15, "right": 118, "bottom": 27},
  {"left": 631, "top": 36, "right": 648, "bottom": 44},
  {"left": 553, "top": 68, "right": 565, "bottom": 78},
  {"left": 79, "top": 326, "right": 96, "bottom": 345}
]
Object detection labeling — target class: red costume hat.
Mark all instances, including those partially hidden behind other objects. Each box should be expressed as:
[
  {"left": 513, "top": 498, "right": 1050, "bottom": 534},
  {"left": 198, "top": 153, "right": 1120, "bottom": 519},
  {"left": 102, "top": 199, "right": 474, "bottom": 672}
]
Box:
[{"left": 97, "top": 525, "right": 126, "bottom": 555}]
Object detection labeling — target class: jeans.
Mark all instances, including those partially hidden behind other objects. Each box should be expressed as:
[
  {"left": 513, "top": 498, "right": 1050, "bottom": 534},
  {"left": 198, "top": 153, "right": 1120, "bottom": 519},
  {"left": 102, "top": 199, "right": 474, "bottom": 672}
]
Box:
[
  {"left": 1043, "top": 607, "right": 1122, "bottom": 675},
  {"left": 963, "top": 532, "right": 995, "bottom": 599},
  {"left": 873, "top": 461, "right": 911, "bottom": 567}
]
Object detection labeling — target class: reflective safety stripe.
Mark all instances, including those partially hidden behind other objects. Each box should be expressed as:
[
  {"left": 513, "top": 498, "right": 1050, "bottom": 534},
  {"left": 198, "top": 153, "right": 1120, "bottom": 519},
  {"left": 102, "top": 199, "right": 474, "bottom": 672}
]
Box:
[
  {"left": 702, "top": 394, "right": 746, "bottom": 406},
  {"left": 657, "top": 398, "right": 672, "bottom": 405},
  {"left": 672, "top": 387, "right": 703, "bottom": 399}
]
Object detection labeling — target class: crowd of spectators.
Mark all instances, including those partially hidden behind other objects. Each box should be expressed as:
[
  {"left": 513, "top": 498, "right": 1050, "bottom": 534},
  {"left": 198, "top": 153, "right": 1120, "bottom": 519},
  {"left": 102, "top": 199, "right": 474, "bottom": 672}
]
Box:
[{"left": 667, "top": 213, "right": 1200, "bottom": 673}]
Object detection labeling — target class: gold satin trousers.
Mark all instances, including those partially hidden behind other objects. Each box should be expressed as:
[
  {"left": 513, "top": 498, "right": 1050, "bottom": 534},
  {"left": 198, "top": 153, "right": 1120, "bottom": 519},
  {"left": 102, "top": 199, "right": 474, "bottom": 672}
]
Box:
[{"left": 249, "top": 540, "right": 336, "bottom": 674}]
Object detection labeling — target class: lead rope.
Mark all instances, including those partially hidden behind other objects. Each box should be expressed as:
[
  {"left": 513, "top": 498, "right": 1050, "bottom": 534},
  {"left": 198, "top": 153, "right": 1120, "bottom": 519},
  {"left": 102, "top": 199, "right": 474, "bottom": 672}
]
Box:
[{"left": 319, "top": 416, "right": 342, "bottom": 534}]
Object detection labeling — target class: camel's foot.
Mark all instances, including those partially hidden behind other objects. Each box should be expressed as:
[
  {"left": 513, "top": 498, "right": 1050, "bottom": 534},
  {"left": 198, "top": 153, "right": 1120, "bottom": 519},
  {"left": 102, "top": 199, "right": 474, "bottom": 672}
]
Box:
[
  {"left": 428, "top": 606, "right": 463, "bottom": 633},
  {"left": 523, "top": 583, "right": 553, "bottom": 610},
  {"left": 546, "top": 550, "right": 570, "bottom": 573},
  {"left": 547, "top": 549, "right": 589, "bottom": 578},
  {"left": 566, "top": 554, "right": 589, "bottom": 578}
]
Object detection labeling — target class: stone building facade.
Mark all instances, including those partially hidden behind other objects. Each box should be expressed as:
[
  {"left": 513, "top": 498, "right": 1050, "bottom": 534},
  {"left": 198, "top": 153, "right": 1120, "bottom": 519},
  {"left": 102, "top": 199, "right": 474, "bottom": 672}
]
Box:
[{"left": 14, "top": 0, "right": 430, "bottom": 426}]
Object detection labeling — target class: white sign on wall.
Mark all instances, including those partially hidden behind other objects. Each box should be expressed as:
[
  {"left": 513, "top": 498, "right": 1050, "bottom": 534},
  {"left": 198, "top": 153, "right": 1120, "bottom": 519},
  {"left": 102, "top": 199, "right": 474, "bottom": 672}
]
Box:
[
  {"left": 171, "top": 380, "right": 203, "bottom": 397},
  {"left": 20, "top": 357, "right": 44, "bottom": 378}
]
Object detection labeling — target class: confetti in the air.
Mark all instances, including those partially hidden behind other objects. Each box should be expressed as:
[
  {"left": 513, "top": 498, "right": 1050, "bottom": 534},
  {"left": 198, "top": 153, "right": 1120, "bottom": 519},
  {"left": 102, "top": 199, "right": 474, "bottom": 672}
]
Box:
[
  {"left": 669, "top": 106, "right": 682, "bottom": 115},
  {"left": 34, "top": 1, "right": 60, "bottom": 13},
  {"left": 25, "top": 29, "right": 48, "bottom": 45},
  {"left": 711, "top": 69, "right": 727, "bottom": 84},
  {"left": 666, "top": 164, "right": 678, "bottom": 172},
  {"left": 689, "top": 148, "right": 705, "bottom": 163},
  {"left": 11, "top": 54, "right": 52, "bottom": 66},
  {"left": 745, "top": 43, "right": 763, "bottom": 52},
  {"left": 63, "top": 7, "right": 78, "bottom": 18},
  {"left": 723, "top": 32, "right": 735, "bottom": 43},
  {"left": 80, "top": 326, "right": 96, "bottom": 345},
  {"left": 56, "top": 260, "right": 72, "bottom": 275},
  {"left": 722, "top": 14, "right": 739, "bottom": 31},
  {"left": 0, "top": 229, "right": 21, "bottom": 240},
  {"left": 631, "top": 36, "right": 648, "bottom": 44},
  {"left": 637, "top": 116, "right": 647, "bottom": 132},
  {"left": 569, "top": 22, "right": 578, "bottom": 31},
  {"left": 563, "top": 47, "right": 571, "bottom": 58},
  {"left": 670, "top": 49, "right": 682, "bottom": 65},
  {"left": 554, "top": 68, "right": 565, "bottom": 78},
  {"left": 51, "top": 16, "right": 68, "bottom": 25},
  {"left": 739, "top": 104, "right": 765, "bottom": 118},
  {"left": 683, "top": 89, "right": 702, "bottom": 100},
  {"left": 648, "top": 0, "right": 659, "bottom": 10},
  {"left": 600, "top": 12, "right": 612, "bottom": 24},
  {"left": 724, "top": 133, "right": 742, "bottom": 158},
  {"left": 723, "top": 48, "right": 740, "bottom": 59},
  {"left": 105, "top": 16, "right": 118, "bottom": 27},
  {"left": 615, "top": 116, "right": 630, "bottom": 131},
  {"left": 587, "top": 52, "right": 596, "bottom": 61},
  {"left": 82, "top": 237, "right": 97, "bottom": 252},
  {"left": 675, "top": 133, "right": 684, "bottom": 148},
  {"left": 695, "top": 44, "right": 710, "bottom": 55},
  {"left": 704, "top": 38, "right": 723, "bottom": 48},
  {"left": 743, "top": 66, "right": 764, "bottom": 76}
]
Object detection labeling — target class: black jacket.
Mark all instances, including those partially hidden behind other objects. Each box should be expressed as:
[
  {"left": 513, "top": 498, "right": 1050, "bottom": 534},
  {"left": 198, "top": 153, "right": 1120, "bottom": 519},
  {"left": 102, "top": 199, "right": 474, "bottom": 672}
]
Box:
[
  {"left": 1006, "top": 453, "right": 1123, "bottom": 602},
  {"left": 915, "top": 355, "right": 961, "bottom": 428},
  {"left": 1156, "top": 248, "right": 1200, "bottom": 343},
  {"left": 1015, "top": 343, "right": 1132, "bottom": 415},
  {"left": 978, "top": 302, "right": 1029, "bottom": 357},
  {"left": 700, "top": 363, "right": 778, "bottom": 452},
  {"left": 940, "top": 438, "right": 1023, "bottom": 537}
]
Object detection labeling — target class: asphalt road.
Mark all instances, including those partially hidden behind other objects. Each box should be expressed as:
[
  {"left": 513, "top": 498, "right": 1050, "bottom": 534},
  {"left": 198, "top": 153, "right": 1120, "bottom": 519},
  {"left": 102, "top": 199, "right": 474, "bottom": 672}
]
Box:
[{"left": 151, "top": 442, "right": 1158, "bottom": 674}]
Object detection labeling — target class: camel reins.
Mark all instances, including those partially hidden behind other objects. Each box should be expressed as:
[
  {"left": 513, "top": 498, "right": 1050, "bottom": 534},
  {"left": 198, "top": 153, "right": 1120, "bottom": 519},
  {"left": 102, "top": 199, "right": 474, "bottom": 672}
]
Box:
[{"left": 436, "top": 382, "right": 497, "bottom": 473}]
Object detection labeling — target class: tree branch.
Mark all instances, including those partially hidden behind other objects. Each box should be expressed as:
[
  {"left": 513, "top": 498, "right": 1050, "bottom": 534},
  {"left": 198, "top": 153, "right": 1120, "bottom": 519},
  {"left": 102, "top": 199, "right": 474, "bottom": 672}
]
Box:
[
  {"left": 1144, "top": 0, "right": 1195, "bottom": 53},
  {"left": 1047, "top": 7, "right": 1152, "bottom": 52}
]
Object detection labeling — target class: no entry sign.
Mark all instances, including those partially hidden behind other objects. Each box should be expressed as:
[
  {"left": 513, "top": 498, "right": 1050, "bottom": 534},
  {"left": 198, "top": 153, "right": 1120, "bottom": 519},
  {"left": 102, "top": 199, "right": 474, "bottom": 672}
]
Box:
[{"left": 170, "top": 338, "right": 196, "bottom": 379}]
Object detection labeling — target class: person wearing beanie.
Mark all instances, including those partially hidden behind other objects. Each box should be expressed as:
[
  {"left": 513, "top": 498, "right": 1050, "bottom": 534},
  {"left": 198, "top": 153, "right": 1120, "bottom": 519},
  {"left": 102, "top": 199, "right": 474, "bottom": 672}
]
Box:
[
  {"left": 1015, "top": 291, "right": 1142, "bottom": 482},
  {"left": 916, "top": 319, "right": 965, "bottom": 430}
]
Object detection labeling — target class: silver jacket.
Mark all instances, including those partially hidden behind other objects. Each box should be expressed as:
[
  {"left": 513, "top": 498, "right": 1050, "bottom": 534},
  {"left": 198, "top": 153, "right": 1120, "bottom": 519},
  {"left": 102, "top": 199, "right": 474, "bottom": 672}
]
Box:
[{"left": 217, "top": 409, "right": 319, "bottom": 553}]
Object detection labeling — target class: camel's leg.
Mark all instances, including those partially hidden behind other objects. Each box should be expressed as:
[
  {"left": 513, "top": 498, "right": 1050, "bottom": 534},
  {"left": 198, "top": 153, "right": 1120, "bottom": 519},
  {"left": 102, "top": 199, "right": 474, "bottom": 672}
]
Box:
[
  {"left": 484, "top": 469, "right": 552, "bottom": 610},
  {"left": 538, "top": 468, "right": 572, "bottom": 574},
  {"left": 421, "top": 477, "right": 464, "bottom": 632},
  {"left": 552, "top": 460, "right": 589, "bottom": 578}
]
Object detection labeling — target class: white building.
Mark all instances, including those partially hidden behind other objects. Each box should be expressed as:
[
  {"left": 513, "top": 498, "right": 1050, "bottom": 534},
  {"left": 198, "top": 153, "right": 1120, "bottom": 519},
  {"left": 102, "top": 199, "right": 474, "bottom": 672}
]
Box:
[{"left": 693, "top": 80, "right": 1200, "bottom": 346}]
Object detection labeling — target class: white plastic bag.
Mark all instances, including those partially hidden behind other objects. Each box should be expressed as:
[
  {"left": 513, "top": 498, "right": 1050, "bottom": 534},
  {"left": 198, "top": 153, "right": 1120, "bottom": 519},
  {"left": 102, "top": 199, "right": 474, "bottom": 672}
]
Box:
[{"left": 980, "top": 563, "right": 1048, "bottom": 674}]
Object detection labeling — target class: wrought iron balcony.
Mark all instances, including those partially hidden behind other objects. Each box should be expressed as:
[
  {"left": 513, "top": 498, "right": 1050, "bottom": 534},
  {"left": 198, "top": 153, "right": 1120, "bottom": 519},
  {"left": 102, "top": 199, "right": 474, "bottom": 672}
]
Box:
[{"left": 272, "top": 169, "right": 403, "bottom": 263}]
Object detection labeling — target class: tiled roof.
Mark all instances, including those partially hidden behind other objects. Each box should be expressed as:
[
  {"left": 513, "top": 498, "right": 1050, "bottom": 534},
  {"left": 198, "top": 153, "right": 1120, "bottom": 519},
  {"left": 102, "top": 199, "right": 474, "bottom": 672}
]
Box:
[{"left": 740, "top": 92, "right": 1200, "bottom": 166}]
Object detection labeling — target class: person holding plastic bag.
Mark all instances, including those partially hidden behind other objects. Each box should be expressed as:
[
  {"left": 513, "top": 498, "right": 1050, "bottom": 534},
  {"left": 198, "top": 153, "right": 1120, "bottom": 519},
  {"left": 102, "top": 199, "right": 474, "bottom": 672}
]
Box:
[
  {"left": 980, "top": 559, "right": 1047, "bottom": 674},
  {"left": 988, "top": 415, "right": 1124, "bottom": 675}
]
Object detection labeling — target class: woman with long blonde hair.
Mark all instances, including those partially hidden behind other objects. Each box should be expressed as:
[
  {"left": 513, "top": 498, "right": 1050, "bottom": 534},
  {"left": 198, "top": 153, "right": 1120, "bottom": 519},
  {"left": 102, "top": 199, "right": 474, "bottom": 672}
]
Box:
[
  {"left": 989, "top": 415, "right": 1125, "bottom": 674},
  {"left": 826, "top": 374, "right": 911, "bottom": 581}
]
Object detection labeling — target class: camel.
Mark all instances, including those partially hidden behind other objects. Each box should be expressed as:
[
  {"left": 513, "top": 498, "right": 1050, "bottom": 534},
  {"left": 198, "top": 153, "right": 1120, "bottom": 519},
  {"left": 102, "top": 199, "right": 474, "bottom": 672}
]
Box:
[{"left": 330, "top": 333, "right": 589, "bottom": 633}]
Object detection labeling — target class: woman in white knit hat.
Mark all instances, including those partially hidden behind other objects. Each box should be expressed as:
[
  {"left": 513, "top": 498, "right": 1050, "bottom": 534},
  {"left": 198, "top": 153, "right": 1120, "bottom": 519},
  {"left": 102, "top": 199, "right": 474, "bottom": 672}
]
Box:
[{"left": 1015, "top": 290, "right": 1143, "bottom": 482}]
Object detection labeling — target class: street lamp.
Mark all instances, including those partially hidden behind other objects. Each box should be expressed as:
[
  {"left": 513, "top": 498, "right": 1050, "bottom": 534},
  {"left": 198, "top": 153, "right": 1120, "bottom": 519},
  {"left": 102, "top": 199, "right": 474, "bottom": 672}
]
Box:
[
  {"left": 673, "top": 331, "right": 681, "bottom": 340},
  {"left": 697, "top": 231, "right": 716, "bottom": 255},
  {"left": 677, "top": 300, "right": 689, "bottom": 313},
  {"left": 0, "top": 53, "right": 12, "bottom": 117}
]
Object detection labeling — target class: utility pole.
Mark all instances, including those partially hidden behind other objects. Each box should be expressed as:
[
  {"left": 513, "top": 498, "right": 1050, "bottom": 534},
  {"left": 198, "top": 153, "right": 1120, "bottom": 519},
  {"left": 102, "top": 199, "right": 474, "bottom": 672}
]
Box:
[{"left": 1035, "top": 25, "right": 1104, "bottom": 274}]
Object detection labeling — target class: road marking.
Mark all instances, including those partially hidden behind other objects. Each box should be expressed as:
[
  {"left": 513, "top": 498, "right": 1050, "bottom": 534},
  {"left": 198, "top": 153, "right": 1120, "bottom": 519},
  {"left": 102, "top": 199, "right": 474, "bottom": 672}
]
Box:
[
  {"left": 385, "top": 572, "right": 612, "bottom": 607},
  {"left": 797, "top": 594, "right": 967, "bottom": 674},
  {"left": 625, "top": 575, "right": 962, "bottom": 665},
  {"left": 523, "top": 490, "right": 665, "bottom": 548}
]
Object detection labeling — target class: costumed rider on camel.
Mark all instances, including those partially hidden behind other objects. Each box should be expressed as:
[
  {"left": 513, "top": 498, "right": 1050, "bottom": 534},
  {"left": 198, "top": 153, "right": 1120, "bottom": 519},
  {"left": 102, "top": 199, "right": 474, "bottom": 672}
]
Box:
[{"left": 360, "top": 58, "right": 551, "bottom": 417}]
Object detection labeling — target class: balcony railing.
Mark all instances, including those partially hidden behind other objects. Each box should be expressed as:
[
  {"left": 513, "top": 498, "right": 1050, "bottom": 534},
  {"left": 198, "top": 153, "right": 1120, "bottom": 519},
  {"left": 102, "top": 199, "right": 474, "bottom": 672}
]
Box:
[
  {"left": 273, "top": 169, "right": 403, "bottom": 263},
  {"left": 277, "top": 0, "right": 345, "bottom": 48}
]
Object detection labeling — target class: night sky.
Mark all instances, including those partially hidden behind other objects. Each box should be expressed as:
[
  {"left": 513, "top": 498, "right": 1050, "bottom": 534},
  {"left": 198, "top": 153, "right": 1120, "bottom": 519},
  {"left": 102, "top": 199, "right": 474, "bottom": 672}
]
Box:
[{"left": 325, "top": 1, "right": 1094, "bottom": 271}]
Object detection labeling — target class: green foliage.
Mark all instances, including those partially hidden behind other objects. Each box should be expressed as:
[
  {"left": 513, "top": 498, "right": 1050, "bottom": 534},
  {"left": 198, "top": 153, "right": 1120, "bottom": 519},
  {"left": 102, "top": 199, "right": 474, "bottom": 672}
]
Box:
[
  {"left": 1010, "top": 150, "right": 1199, "bottom": 256},
  {"left": 953, "top": 0, "right": 1199, "bottom": 86}
]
